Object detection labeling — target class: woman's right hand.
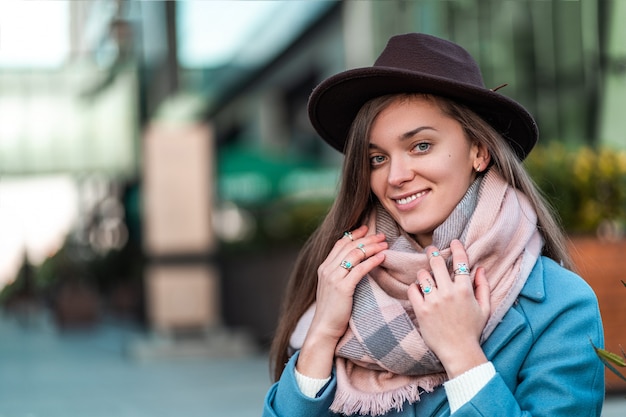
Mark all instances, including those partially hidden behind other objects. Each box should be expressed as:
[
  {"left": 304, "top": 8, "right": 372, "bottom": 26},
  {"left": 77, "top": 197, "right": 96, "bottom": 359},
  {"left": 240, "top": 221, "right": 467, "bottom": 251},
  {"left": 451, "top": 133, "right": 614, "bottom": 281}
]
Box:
[{"left": 296, "top": 225, "right": 387, "bottom": 379}]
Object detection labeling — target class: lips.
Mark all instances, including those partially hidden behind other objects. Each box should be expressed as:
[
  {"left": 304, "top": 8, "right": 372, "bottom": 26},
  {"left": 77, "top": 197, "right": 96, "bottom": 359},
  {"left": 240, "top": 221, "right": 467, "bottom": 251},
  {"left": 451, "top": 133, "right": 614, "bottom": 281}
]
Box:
[{"left": 394, "top": 190, "right": 427, "bottom": 205}]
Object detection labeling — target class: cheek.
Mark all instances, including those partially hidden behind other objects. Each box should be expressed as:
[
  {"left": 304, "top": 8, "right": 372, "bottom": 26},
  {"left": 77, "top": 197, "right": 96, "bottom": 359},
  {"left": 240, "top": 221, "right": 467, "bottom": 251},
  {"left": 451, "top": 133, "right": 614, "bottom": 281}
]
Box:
[
  {"left": 369, "top": 174, "right": 384, "bottom": 200},
  {"left": 439, "top": 153, "right": 474, "bottom": 179}
]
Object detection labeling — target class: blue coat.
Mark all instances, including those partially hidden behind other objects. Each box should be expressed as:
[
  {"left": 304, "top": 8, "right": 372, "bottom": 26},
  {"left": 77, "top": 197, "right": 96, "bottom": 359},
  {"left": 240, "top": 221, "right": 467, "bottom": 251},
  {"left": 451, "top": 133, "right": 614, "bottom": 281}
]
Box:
[{"left": 263, "top": 257, "right": 605, "bottom": 416}]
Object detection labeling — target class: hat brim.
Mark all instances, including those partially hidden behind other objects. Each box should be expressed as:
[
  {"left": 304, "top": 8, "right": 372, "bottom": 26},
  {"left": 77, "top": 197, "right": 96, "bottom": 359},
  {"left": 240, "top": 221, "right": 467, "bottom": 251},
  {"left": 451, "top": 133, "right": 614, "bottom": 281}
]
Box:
[{"left": 308, "top": 66, "right": 538, "bottom": 160}]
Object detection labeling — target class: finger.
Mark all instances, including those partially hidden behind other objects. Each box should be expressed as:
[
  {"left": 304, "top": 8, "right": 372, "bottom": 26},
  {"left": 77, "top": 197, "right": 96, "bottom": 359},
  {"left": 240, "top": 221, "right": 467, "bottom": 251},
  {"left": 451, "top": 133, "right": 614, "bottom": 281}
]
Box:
[
  {"left": 324, "top": 226, "right": 369, "bottom": 268},
  {"left": 340, "top": 224, "right": 370, "bottom": 243},
  {"left": 450, "top": 239, "right": 472, "bottom": 283},
  {"left": 340, "top": 225, "right": 368, "bottom": 244},
  {"left": 419, "top": 277, "right": 435, "bottom": 296},
  {"left": 425, "top": 246, "right": 442, "bottom": 261},
  {"left": 353, "top": 235, "right": 388, "bottom": 260},
  {"left": 338, "top": 258, "right": 355, "bottom": 272},
  {"left": 343, "top": 252, "right": 385, "bottom": 287},
  {"left": 426, "top": 246, "right": 445, "bottom": 268},
  {"left": 333, "top": 233, "right": 387, "bottom": 271},
  {"left": 426, "top": 245, "right": 449, "bottom": 288},
  {"left": 356, "top": 243, "right": 367, "bottom": 260},
  {"left": 407, "top": 282, "right": 423, "bottom": 305},
  {"left": 332, "top": 226, "right": 385, "bottom": 258},
  {"left": 412, "top": 269, "right": 436, "bottom": 298}
]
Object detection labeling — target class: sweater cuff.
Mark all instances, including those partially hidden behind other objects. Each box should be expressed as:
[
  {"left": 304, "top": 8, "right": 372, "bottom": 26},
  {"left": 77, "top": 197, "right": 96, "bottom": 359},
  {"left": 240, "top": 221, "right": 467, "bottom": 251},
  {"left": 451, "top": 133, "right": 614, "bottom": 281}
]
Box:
[
  {"left": 443, "top": 361, "right": 496, "bottom": 413},
  {"left": 294, "top": 368, "right": 332, "bottom": 398}
]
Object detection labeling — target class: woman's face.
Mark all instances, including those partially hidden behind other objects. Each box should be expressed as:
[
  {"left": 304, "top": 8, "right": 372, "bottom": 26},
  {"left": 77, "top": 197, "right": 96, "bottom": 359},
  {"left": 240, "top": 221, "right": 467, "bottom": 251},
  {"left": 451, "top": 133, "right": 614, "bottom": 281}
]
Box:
[{"left": 368, "top": 96, "right": 488, "bottom": 247}]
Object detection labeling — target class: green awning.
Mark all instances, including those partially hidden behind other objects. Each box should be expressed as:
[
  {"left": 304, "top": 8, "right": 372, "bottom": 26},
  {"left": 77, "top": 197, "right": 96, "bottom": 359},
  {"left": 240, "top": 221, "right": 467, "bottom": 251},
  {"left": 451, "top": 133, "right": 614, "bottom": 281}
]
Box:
[{"left": 217, "top": 146, "right": 338, "bottom": 204}]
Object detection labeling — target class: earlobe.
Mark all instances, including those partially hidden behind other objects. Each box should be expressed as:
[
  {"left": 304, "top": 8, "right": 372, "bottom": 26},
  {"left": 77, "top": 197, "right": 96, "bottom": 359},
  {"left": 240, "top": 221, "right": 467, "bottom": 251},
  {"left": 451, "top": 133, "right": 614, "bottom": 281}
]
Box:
[{"left": 473, "top": 144, "right": 491, "bottom": 173}]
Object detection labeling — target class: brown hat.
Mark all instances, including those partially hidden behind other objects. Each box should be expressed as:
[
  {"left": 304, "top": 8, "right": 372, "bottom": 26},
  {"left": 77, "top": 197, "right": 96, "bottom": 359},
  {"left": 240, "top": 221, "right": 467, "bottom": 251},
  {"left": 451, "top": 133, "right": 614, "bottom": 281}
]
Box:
[{"left": 307, "top": 33, "right": 538, "bottom": 160}]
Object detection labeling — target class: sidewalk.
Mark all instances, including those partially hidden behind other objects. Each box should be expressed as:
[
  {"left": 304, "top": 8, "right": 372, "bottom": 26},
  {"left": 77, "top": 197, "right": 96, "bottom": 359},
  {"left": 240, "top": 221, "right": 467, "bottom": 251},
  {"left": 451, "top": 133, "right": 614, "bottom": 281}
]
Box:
[
  {"left": 0, "top": 311, "right": 271, "bottom": 417},
  {"left": 0, "top": 311, "right": 624, "bottom": 417}
]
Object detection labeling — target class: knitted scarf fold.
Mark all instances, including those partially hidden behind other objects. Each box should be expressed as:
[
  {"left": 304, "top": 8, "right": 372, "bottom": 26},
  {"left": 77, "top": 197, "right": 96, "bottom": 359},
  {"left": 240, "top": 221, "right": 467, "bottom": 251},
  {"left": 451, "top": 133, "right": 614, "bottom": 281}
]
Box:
[{"left": 290, "top": 170, "right": 543, "bottom": 415}]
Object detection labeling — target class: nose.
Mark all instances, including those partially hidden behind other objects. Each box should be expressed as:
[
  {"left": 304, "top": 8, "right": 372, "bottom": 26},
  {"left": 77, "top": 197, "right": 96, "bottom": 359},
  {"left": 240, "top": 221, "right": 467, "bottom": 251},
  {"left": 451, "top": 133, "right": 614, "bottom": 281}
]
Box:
[{"left": 387, "top": 155, "right": 415, "bottom": 187}]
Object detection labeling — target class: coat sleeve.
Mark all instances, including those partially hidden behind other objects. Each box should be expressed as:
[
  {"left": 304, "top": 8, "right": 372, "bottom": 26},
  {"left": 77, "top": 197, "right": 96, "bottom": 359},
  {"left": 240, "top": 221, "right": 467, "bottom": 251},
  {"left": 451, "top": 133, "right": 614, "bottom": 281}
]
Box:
[
  {"left": 262, "top": 351, "right": 337, "bottom": 417},
  {"left": 453, "top": 260, "right": 605, "bottom": 416}
]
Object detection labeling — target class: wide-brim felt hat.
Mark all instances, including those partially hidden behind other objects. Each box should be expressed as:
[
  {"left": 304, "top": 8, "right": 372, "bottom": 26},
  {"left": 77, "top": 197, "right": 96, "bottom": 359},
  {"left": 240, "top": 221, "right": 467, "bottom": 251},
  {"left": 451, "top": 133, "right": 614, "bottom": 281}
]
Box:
[{"left": 308, "top": 33, "right": 538, "bottom": 160}]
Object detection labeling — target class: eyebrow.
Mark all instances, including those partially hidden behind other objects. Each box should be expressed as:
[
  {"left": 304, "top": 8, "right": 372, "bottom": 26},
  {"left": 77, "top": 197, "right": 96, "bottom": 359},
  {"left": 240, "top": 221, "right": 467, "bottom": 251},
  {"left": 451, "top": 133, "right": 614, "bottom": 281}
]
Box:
[{"left": 369, "top": 126, "right": 437, "bottom": 149}]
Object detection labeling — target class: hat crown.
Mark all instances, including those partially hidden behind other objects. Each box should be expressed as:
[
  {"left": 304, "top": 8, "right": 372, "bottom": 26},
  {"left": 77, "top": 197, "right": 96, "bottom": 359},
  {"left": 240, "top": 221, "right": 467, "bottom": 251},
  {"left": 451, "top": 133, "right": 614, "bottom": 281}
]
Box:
[{"left": 374, "top": 33, "right": 485, "bottom": 89}]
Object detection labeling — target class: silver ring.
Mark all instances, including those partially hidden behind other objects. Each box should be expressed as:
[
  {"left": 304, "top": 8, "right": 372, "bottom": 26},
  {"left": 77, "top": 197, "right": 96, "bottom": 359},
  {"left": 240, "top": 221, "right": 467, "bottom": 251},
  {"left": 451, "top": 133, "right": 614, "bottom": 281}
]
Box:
[
  {"left": 343, "top": 231, "right": 354, "bottom": 241},
  {"left": 340, "top": 260, "right": 353, "bottom": 271},
  {"left": 419, "top": 278, "right": 434, "bottom": 295},
  {"left": 357, "top": 243, "right": 366, "bottom": 256},
  {"left": 430, "top": 251, "right": 440, "bottom": 259},
  {"left": 454, "top": 263, "right": 470, "bottom": 275}
]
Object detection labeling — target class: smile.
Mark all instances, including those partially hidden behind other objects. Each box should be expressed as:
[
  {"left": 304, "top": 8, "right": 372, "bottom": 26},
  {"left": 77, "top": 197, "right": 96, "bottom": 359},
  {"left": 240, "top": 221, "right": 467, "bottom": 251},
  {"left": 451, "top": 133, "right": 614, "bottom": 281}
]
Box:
[{"left": 394, "top": 190, "right": 427, "bottom": 205}]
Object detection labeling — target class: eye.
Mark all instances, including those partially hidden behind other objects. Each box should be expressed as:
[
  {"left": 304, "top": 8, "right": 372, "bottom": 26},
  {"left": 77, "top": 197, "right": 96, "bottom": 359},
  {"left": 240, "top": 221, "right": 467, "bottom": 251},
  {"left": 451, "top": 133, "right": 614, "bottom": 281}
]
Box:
[
  {"left": 369, "top": 154, "right": 387, "bottom": 167},
  {"left": 413, "top": 142, "right": 431, "bottom": 153}
]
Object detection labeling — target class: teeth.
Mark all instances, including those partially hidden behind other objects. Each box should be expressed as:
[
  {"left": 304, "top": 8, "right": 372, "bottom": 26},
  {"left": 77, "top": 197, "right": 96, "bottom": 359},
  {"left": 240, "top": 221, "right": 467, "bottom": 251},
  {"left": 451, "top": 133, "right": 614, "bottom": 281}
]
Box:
[{"left": 396, "top": 191, "right": 426, "bottom": 205}]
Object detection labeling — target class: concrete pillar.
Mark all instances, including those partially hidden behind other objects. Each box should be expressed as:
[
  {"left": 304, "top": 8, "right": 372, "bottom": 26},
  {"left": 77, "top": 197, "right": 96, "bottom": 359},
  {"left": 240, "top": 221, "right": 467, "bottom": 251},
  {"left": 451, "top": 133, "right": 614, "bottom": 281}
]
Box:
[{"left": 135, "top": 121, "right": 254, "bottom": 359}]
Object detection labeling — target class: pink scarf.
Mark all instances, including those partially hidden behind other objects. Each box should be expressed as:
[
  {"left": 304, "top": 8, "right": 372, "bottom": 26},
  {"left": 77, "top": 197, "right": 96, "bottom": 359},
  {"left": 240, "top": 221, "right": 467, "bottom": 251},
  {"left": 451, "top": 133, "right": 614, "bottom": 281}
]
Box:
[{"left": 290, "top": 170, "right": 543, "bottom": 415}]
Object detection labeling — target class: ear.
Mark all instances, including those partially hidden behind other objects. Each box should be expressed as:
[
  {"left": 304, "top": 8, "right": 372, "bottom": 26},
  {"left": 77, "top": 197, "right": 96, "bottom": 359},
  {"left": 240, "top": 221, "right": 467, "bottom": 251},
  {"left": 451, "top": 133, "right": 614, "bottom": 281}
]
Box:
[{"left": 472, "top": 142, "right": 491, "bottom": 173}]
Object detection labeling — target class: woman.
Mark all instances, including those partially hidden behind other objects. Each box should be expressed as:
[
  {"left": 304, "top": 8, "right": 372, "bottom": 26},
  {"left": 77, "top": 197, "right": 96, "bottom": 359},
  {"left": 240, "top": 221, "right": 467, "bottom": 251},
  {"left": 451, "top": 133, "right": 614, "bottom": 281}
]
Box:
[{"left": 263, "top": 33, "right": 604, "bottom": 416}]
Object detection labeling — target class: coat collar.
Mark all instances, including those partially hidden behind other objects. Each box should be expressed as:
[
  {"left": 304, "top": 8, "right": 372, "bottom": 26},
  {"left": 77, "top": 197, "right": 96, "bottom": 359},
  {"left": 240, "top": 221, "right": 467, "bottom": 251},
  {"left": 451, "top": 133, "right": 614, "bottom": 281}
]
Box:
[
  {"left": 483, "top": 256, "right": 547, "bottom": 358},
  {"left": 518, "top": 256, "right": 546, "bottom": 302}
]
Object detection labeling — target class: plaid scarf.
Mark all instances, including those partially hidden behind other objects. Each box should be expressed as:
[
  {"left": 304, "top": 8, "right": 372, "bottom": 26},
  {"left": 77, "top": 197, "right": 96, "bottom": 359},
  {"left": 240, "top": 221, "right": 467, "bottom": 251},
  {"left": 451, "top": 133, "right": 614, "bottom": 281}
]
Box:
[{"left": 290, "top": 170, "right": 543, "bottom": 415}]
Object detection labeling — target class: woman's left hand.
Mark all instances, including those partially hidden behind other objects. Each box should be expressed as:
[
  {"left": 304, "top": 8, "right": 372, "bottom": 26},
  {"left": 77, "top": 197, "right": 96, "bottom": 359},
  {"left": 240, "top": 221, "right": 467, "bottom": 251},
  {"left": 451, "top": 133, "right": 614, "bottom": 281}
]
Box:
[{"left": 407, "top": 239, "right": 491, "bottom": 378}]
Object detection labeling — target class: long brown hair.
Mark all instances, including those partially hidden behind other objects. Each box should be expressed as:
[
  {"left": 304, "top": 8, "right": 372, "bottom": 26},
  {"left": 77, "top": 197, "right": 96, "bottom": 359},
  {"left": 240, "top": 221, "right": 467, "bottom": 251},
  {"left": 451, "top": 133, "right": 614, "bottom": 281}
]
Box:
[{"left": 269, "top": 93, "right": 571, "bottom": 381}]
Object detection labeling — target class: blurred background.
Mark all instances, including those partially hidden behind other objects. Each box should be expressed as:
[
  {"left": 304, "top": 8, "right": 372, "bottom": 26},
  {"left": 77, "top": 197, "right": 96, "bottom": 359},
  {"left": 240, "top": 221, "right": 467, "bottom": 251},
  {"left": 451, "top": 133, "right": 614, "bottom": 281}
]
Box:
[{"left": 0, "top": 1, "right": 625, "bottom": 416}]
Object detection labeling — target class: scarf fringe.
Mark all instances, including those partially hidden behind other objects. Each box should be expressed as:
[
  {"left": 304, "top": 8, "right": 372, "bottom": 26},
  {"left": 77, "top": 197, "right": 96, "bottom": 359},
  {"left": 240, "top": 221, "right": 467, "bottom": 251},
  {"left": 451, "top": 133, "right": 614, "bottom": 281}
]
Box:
[{"left": 329, "top": 374, "right": 446, "bottom": 416}]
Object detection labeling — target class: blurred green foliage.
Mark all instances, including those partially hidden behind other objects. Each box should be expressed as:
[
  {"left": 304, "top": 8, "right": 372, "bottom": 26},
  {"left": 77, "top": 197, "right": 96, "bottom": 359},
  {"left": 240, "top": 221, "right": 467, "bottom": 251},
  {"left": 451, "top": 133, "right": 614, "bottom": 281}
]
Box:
[{"left": 525, "top": 143, "right": 626, "bottom": 235}]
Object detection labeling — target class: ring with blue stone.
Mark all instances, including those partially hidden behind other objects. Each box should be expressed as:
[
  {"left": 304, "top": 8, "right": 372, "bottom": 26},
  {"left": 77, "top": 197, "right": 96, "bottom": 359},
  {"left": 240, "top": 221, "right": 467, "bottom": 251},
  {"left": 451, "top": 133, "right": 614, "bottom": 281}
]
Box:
[
  {"left": 419, "top": 278, "right": 434, "bottom": 295},
  {"left": 340, "top": 260, "right": 353, "bottom": 271},
  {"left": 454, "top": 263, "right": 470, "bottom": 275}
]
